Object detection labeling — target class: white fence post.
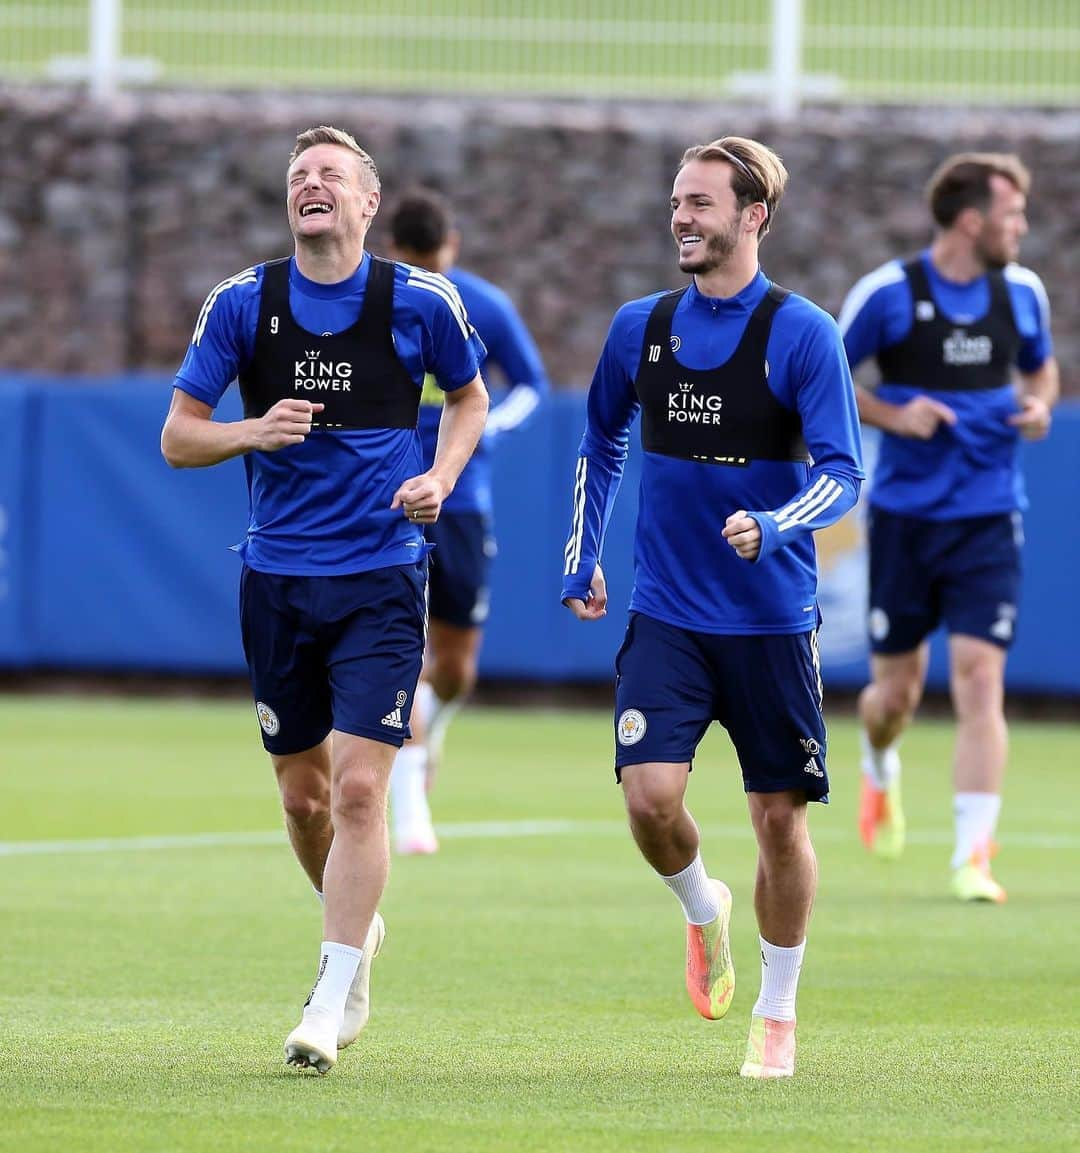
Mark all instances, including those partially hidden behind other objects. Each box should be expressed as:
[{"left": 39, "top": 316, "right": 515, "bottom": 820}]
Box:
[
  {"left": 88, "top": 0, "right": 121, "bottom": 100},
  {"left": 770, "top": 0, "right": 803, "bottom": 119}
]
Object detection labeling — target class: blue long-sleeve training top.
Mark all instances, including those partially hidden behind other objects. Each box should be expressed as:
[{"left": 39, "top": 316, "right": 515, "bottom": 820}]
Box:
[{"left": 562, "top": 271, "right": 864, "bottom": 635}]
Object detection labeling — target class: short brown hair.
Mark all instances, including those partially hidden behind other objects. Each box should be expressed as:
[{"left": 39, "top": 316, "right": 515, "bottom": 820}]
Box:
[
  {"left": 289, "top": 125, "right": 380, "bottom": 189},
  {"left": 389, "top": 187, "right": 453, "bottom": 254},
  {"left": 679, "top": 137, "right": 788, "bottom": 237},
  {"left": 926, "top": 152, "right": 1030, "bottom": 228}
]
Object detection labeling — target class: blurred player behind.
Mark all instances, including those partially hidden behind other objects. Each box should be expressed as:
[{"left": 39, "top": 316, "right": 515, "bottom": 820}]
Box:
[{"left": 387, "top": 187, "right": 549, "bottom": 854}]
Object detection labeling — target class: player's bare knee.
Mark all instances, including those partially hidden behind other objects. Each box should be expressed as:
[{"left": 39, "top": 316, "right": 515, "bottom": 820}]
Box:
[
  {"left": 274, "top": 756, "right": 331, "bottom": 825},
  {"left": 431, "top": 660, "right": 475, "bottom": 703},
  {"left": 431, "top": 670, "right": 465, "bottom": 702},
  {"left": 331, "top": 764, "right": 383, "bottom": 826},
  {"left": 878, "top": 677, "right": 922, "bottom": 723},
  {"left": 952, "top": 655, "right": 1004, "bottom": 717},
  {"left": 750, "top": 796, "right": 807, "bottom": 859},
  {"left": 279, "top": 781, "right": 330, "bottom": 826},
  {"left": 622, "top": 776, "right": 682, "bottom": 833}
]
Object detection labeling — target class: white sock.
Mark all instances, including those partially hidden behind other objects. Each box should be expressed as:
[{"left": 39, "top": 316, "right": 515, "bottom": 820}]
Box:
[
  {"left": 860, "top": 728, "right": 901, "bottom": 789},
  {"left": 389, "top": 743, "right": 432, "bottom": 835},
  {"left": 752, "top": 937, "right": 805, "bottom": 1022},
  {"left": 661, "top": 854, "right": 719, "bottom": 925},
  {"left": 428, "top": 694, "right": 463, "bottom": 754},
  {"left": 952, "top": 792, "right": 1002, "bottom": 869},
  {"left": 414, "top": 680, "right": 438, "bottom": 729},
  {"left": 304, "top": 940, "right": 363, "bottom": 1020}
]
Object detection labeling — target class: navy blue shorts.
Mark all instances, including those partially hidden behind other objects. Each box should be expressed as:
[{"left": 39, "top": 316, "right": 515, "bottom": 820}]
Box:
[
  {"left": 868, "top": 507, "right": 1022, "bottom": 654},
  {"left": 239, "top": 562, "right": 428, "bottom": 755},
  {"left": 612, "top": 612, "right": 829, "bottom": 802},
  {"left": 424, "top": 512, "right": 495, "bottom": 629}
]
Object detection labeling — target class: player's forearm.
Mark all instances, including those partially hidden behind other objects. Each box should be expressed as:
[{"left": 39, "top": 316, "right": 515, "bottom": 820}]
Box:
[
  {"left": 161, "top": 410, "right": 258, "bottom": 468},
  {"left": 753, "top": 469, "right": 862, "bottom": 562},
  {"left": 431, "top": 379, "right": 490, "bottom": 494},
  {"left": 561, "top": 451, "right": 624, "bottom": 600},
  {"left": 855, "top": 385, "right": 907, "bottom": 434},
  {"left": 1020, "top": 357, "right": 1060, "bottom": 408}
]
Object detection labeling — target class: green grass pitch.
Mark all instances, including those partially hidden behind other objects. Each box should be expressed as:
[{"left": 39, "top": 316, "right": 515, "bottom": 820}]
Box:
[
  {"left": 0, "top": 695, "right": 1077, "bottom": 1152},
  {"left": 5, "top": 1, "right": 1079, "bottom": 102}
]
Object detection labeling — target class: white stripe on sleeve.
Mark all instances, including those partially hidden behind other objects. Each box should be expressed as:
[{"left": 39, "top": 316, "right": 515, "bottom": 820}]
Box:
[
  {"left": 563, "top": 456, "right": 588, "bottom": 575},
  {"left": 837, "top": 261, "right": 905, "bottom": 337},
  {"left": 1005, "top": 264, "right": 1052, "bottom": 333},
  {"left": 406, "top": 268, "right": 471, "bottom": 339},
  {"left": 192, "top": 268, "right": 257, "bottom": 346},
  {"left": 487, "top": 385, "right": 540, "bottom": 435},
  {"left": 773, "top": 476, "right": 831, "bottom": 525},
  {"left": 775, "top": 479, "right": 843, "bottom": 531}
]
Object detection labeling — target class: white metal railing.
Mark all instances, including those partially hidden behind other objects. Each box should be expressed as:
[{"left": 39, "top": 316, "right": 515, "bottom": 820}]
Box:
[
  {"left": 87, "top": 0, "right": 117, "bottom": 99},
  {"left": 1, "top": 0, "right": 1077, "bottom": 112}
]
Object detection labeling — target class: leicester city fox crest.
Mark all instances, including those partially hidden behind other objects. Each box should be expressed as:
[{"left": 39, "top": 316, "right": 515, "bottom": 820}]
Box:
[
  {"left": 617, "top": 709, "right": 647, "bottom": 746},
  {"left": 256, "top": 700, "right": 280, "bottom": 736}
]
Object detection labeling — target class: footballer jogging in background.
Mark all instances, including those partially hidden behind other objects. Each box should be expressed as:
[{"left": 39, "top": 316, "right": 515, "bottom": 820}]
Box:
[
  {"left": 839, "top": 151, "right": 1058, "bottom": 903},
  {"left": 386, "top": 186, "right": 549, "bottom": 856}
]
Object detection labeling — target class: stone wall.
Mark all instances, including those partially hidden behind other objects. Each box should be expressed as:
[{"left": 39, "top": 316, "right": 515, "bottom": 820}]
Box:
[{"left": 1, "top": 87, "right": 1076, "bottom": 393}]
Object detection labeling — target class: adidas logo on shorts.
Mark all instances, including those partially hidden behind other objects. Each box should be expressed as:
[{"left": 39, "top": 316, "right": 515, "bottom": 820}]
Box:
[{"left": 380, "top": 707, "right": 404, "bottom": 730}]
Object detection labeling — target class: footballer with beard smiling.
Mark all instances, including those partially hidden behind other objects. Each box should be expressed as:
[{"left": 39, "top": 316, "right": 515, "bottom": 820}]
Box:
[{"left": 562, "top": 136, "right": 863, "bottom": 1080}]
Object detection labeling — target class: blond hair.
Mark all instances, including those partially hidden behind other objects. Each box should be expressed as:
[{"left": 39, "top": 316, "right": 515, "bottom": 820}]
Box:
[
  {"left": 679, "top": 137, "right": 788, "bottom": 237},
  {"left": 926, "top": 152, "right": 1030, "bottom": 228},
  {"left": 289, "top": 125, "right": 380, "bottom": 189}
]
